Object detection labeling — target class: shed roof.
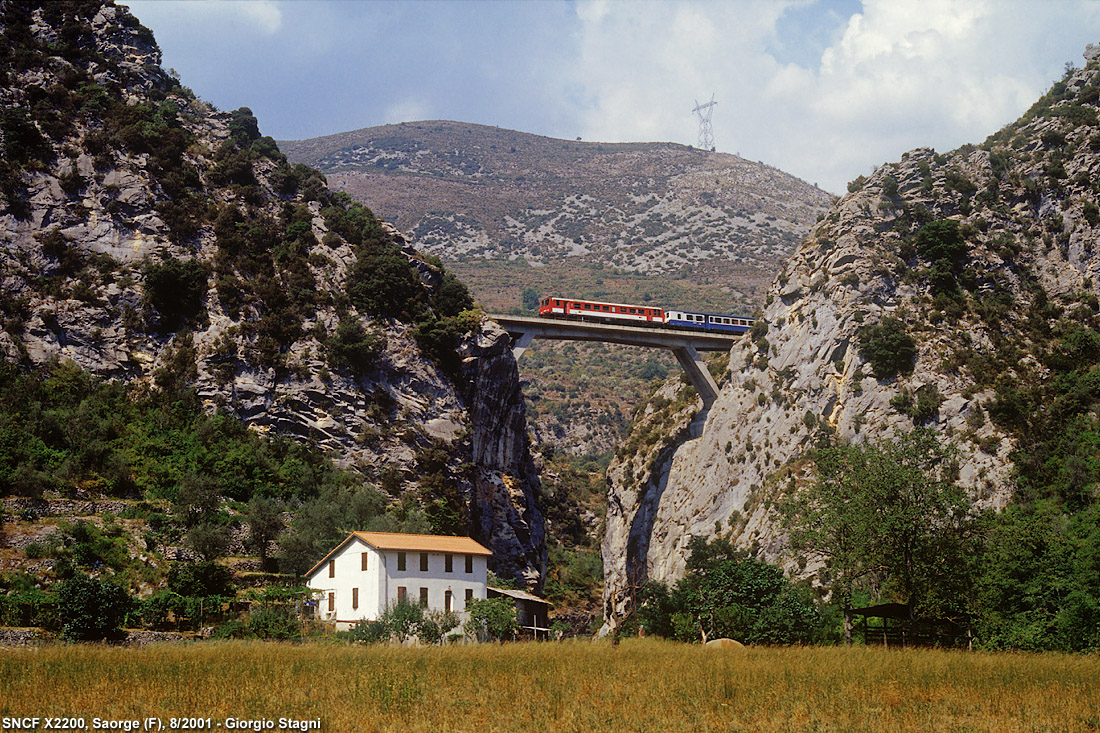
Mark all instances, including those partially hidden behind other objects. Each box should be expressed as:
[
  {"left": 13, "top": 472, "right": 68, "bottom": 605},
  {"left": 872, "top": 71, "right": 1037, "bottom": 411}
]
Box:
[
  {"left": 305, "top": 531, "right": 492, "bottom": 579},
  {"left": 488, "top": 586, "right": 551, "bottom": 606}
]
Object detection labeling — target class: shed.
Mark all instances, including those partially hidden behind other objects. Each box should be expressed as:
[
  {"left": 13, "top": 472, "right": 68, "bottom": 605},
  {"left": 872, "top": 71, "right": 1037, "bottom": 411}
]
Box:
[{"left": 488, "top": 586, "right": 552, "bottom": 637}]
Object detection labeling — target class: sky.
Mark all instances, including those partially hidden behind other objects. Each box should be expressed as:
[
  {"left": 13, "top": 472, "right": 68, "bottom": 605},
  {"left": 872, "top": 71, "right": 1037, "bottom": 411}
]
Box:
[{"left": 120, "top": 0, "right": 1100, "bottom": 194}]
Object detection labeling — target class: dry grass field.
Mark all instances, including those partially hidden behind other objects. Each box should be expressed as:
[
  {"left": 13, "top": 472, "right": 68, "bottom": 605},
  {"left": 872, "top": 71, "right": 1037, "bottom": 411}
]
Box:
[{"left": 2, "top": 639, "right": 1098, "bottom": 732}]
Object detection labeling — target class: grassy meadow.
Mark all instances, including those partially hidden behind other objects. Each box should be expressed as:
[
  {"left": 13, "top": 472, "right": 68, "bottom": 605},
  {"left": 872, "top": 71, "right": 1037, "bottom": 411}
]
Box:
[{"left": 2, "top": 639, "right": 1098, "bottom": 732}]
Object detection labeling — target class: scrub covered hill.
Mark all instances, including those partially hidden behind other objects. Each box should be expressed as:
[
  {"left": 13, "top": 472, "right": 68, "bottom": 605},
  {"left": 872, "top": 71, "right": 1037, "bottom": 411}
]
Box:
[
  {"left": 282, "top": 122, "right": 835, "bottom": 461},
  {"left": 0, "top": 0, "right": 546, "bottom": 599}
]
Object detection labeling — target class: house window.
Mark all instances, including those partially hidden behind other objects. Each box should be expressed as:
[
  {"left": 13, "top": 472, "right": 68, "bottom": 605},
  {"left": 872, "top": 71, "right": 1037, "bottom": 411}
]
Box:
[
  {"left": 352, "top": 587, "right": 358, "bottom": 610},
  {"left": 445, "top": 554, "right": 453, "bottom": 573},
  {"left": 465, "top": 588, "right": 473, "bottom": 605},
  {"left": 445, "top": 590, "right": 452, "bottom": 613},
  {"left": 420, "top": 553, "right": 429, "bottom": 572},
  {"left": 361, "top": 552, "right": 369, "bottom": 571},
  {"left": 327, "top": 592, "right": 334, "bottom": 612},
  {"left": 328, "top": 559, "right": 335, "bottom": 578},
  {"left": 465, "top": 554, "right": 473, "bottom": 573},
  {"left": 419, "top": 587, "right": 428, "bottom": 608},
  {"left": 397, "top": 552, "right": 406, "bottom": 571},
  {"left": 397, "top": 586, "right": 407, "bottom": 603}
]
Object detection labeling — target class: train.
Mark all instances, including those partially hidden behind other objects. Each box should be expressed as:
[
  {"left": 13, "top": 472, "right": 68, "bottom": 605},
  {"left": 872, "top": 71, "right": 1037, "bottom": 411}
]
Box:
[{"left": 537, "top": 295, "right": 754, "bottom": 334}]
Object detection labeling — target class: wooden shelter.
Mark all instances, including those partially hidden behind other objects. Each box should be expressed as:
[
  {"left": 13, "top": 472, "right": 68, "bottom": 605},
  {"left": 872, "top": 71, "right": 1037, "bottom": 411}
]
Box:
[{"left": 850, "top": 602, "right": 970, "bottom": 648}]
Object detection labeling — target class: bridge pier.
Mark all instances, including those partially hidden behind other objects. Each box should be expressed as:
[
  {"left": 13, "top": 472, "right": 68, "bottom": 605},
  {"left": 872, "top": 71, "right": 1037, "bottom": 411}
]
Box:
[
  {"left": 671, "top": 345, "right": 719, "bottom": 408},
  {"left": 510, "top": 331, "right": 535, "bottom": 359}
]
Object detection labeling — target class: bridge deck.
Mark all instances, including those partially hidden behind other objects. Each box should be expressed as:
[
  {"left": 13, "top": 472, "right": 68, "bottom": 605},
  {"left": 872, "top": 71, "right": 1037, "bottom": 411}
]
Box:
[
  {"left": 487, "top": 314, "right": 744, "bottom": 409},
  {"left": 488, "top": 314, "right": 741, "bottom": 351}
]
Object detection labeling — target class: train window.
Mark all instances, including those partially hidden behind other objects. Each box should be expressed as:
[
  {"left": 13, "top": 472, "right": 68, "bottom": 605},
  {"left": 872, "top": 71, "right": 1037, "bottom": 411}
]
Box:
[{"left": 603, "top": 305, "right": 610, "bottom": 311}]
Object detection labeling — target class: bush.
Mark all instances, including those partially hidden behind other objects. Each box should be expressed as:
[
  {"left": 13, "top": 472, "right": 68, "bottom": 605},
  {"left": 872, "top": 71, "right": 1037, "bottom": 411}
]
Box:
[
  {"left": 465, "top": 596, "right": 517, "bottom": 641},
  {"left": 142, "top": 257, "right": 207, "bottom": 331},
  {"left": 914, "top": 219, "right": 967, "bottom": 264},
  {"left": 346, "top": 242, "right": 426, "bottom": 321},
  {"left": 327, "top": 316, "right": 385, "bottom": 376},
  {"left": 247, "top": 606, "right": 300, "bottom": 640},
  {"left": 858, "top": 317, "right": 917, "bottom": 379},
  {"left": 891, "top": 384, "right": 945, "bottom": 424},
  {"left": 56, "top": 573, "right": 133, "bottom": 641},
  {"left": 167, "top": 561, "right": 234, "bottom": 598},
  {"left": 347, "top": 618, "right": 390, "bottom": 644}
]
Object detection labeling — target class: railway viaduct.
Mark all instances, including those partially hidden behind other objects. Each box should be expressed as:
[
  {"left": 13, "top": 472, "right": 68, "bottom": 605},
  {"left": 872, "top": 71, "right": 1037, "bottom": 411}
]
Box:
[{"left": 487, "top": 314, "right": 743, "bottom": 408}]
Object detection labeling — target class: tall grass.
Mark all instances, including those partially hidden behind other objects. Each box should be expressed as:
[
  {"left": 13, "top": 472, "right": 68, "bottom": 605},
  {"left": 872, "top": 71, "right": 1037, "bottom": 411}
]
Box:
[{"left": 2, "top": 639, "right": 1098, "bottom": 732}]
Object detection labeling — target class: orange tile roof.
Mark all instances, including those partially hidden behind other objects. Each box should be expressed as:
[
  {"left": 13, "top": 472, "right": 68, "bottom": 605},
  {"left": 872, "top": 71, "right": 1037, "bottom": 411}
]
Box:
[
  {"left": 353, "top": 531, "right": 493, "bottom": 556},
  {"left": 305, "top": 531, "right": 492, "bottom": 579}
]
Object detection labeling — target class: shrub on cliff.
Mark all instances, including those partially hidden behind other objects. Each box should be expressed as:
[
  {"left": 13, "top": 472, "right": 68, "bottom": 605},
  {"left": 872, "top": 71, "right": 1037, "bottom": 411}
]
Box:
[
  {"left": 142, "top": 257, "right": 207, "bottom": 331},
  {"left": 858, "top": 317, "right": 916, "bottom": 379}
]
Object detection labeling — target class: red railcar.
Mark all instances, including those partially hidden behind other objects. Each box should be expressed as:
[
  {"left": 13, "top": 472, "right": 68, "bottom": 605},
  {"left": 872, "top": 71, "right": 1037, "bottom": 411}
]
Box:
[{"left": 538, "top": 296, "right": 665, "bottom": 325}]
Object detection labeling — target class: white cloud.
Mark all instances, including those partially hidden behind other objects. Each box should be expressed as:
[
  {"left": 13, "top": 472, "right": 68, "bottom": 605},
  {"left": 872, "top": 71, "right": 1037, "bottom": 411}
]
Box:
[
  {"left": 384, "top": 97, "right": 432, "bottom": 126},
  {"left": 558, "top": 0, "right": 1100, "bottom": 192},
  {"left": 122, "top": 0, "right": 1100, "bottom": 193}
]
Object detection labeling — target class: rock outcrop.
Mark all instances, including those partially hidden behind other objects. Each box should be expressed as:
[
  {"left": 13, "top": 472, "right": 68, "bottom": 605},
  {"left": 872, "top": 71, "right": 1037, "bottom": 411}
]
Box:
[{"left": 603, "top": 48, "right": 1100, "bottom": 617}]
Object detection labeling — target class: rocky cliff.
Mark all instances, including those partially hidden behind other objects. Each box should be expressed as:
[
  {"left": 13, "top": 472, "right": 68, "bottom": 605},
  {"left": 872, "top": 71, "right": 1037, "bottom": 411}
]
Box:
[
  {"left": 603, "top": 45, "right": 1100, "bottom": 617},
  {"left": 0, "top": 1, "right": 544, "bottom": 586}
]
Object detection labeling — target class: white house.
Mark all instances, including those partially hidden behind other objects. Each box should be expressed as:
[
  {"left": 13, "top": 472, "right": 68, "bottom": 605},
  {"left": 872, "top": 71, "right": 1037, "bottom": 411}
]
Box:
[{"left": 305, "top": 531, "right": 492, "bottom": 630}]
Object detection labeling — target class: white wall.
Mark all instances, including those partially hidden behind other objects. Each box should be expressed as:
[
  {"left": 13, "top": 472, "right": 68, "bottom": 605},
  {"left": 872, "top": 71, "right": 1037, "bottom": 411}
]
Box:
[
  {"left": 379, "top": 550, "right": 487, "bottom": 617},
  {"left": 307, "top": 537, "right": 385, "bottom": 626},
  {"left": 307, "top": 539, "right": 488, "bottom": 631}
]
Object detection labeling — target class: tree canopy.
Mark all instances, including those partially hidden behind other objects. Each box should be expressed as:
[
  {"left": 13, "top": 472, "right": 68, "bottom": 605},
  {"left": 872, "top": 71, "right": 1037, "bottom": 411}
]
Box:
[{"left": 782, "top": 429, "right": 974, "bottom": 621}]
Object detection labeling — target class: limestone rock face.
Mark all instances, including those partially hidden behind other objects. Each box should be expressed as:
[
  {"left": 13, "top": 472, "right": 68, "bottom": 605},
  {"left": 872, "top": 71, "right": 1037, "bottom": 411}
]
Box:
[
  {"left": 0, "top": 1, "right": 545, "bottom": 586},
  {"left": 603, "top": 53, "right": 1100, "bottom": 618},
  {"left": 461, "top": 321, "right": 546, "bottom": 587}
]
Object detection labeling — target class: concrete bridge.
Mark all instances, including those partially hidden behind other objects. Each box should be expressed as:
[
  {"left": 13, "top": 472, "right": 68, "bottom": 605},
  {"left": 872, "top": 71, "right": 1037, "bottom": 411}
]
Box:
[{"left": 488, "top": 314, "right": 743, "bottom": 408}]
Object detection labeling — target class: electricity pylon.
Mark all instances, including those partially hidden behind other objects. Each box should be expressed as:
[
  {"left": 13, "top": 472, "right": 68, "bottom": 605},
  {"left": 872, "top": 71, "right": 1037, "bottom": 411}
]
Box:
[{"left": 693, "top": 94, "right": 717, "bottom": 151}]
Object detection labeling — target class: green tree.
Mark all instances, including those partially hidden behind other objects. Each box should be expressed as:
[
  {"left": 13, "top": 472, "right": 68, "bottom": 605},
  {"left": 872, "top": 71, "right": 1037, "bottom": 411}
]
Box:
[
  {"left": 346, "top": 242, "right": 426, "bottom": 321},
  {"left": 326, "top": 316, "right": 385, "bottom": 376},
  {"left": 245, "top": 496, "right": 284, "bottom": 571},
  {"left": 56, "top": 574, "right": 133, "bottom": 641},
  {"left": 858, "top": 317, "right": 916, "bottom": 379},
  {"left": 173, "top": 472, "right": 220, "bottom": 528},
  {"left": 781, "top": 429, "right": 973, "bottom": 642},
  {"left": 167, "top": 561, "right": 234, "bottom": 598},
  {"left": 521, "top": 287, "right": 540, "bottom": 312},
  {"left": 381, "top": 598, "right": 424, "bottom": 643},
  {"left": 434, "top": 271, "right": 474, "bottom": 318},
  {"left": 973, "top": 502, "right": 1100, "bottom": 651},
  {"left": 466, "top": 596, "right": 517, "bottom": 642},
  {"left": 142, "top": 257, "right": 207, "bottom": 331},
  {"left": 186, "top": 522, "right": 230, "bottom": 561},
  {"left": 643, "top": 537, "right": 820, "bottom": 645}
]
